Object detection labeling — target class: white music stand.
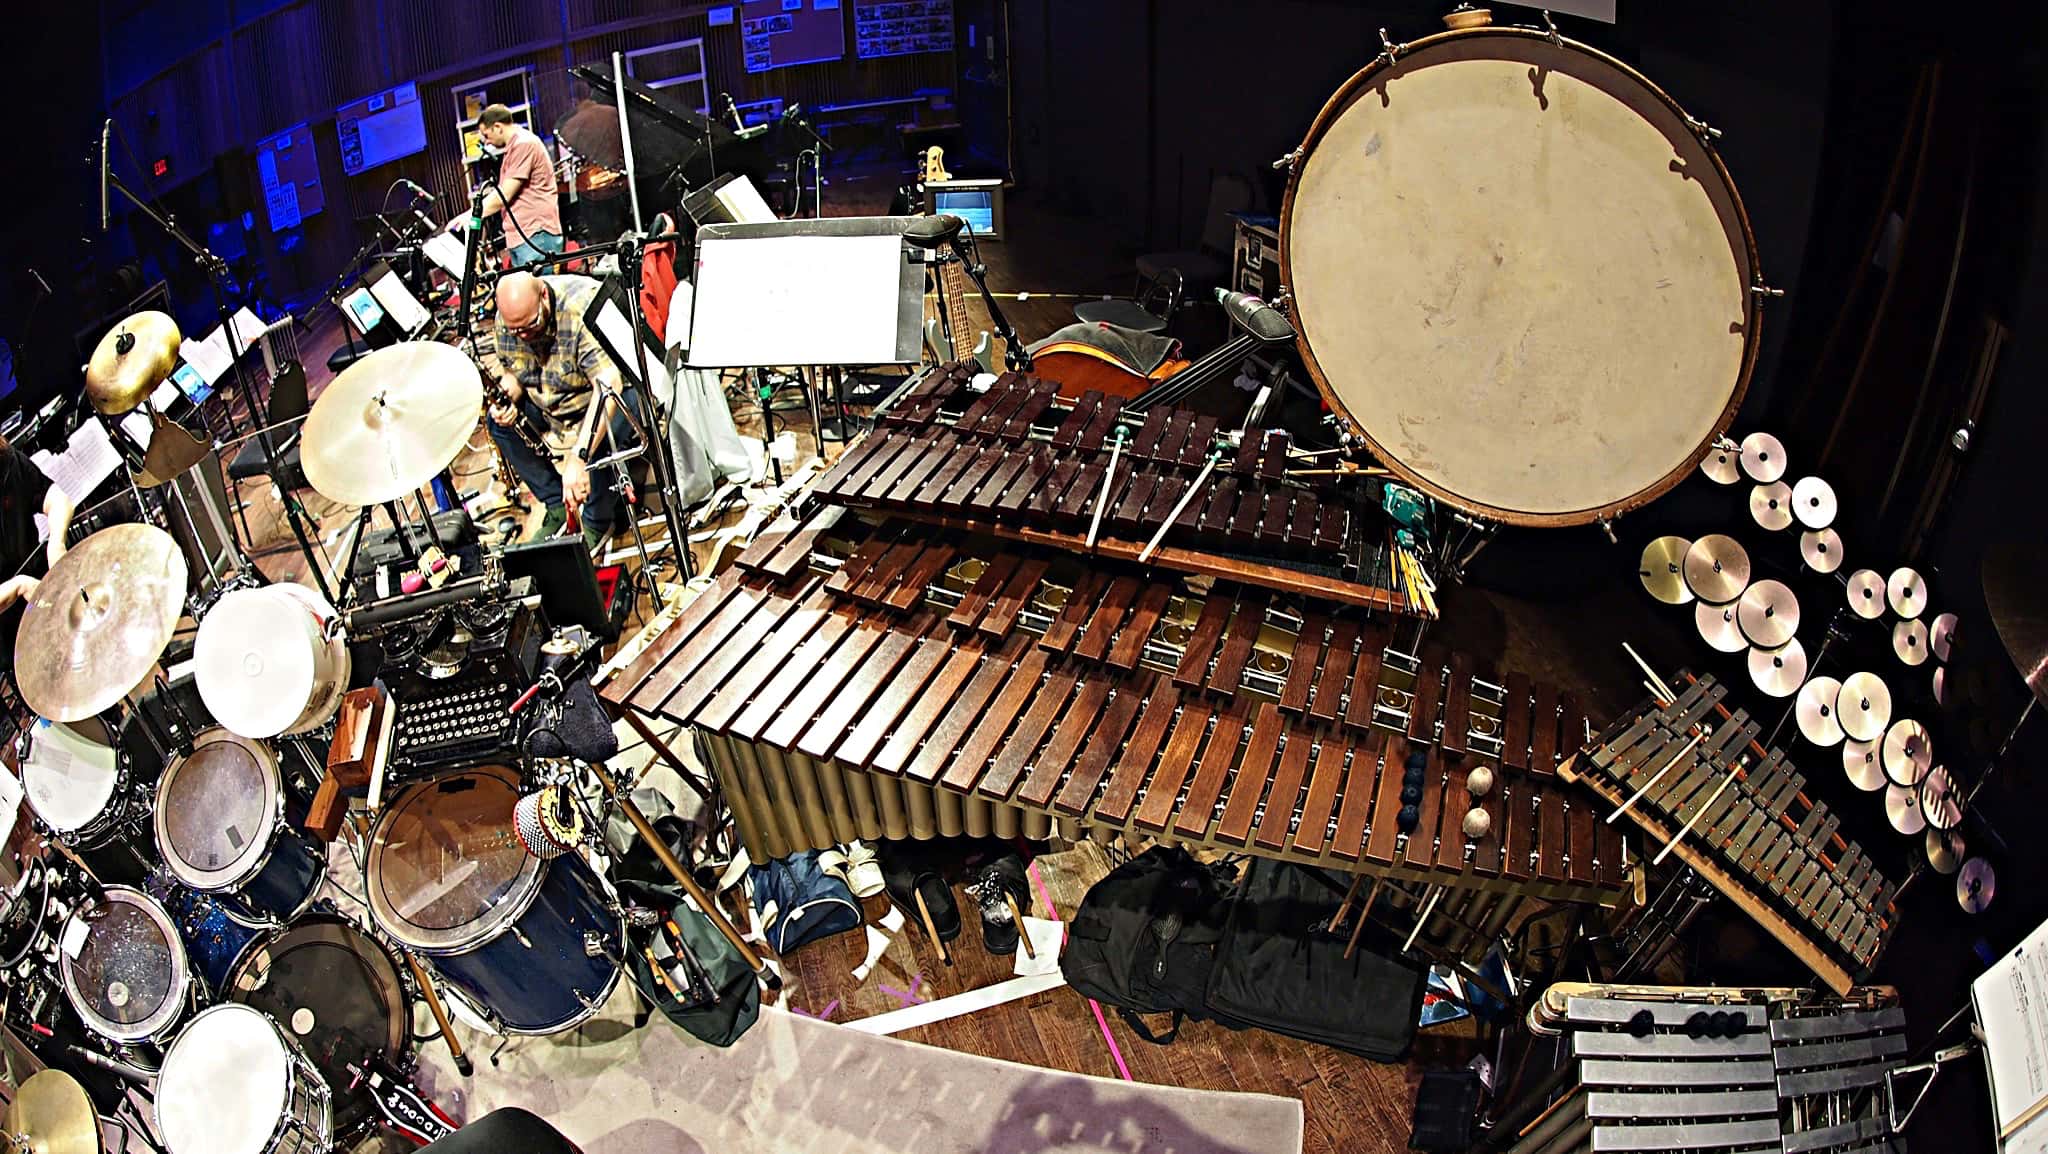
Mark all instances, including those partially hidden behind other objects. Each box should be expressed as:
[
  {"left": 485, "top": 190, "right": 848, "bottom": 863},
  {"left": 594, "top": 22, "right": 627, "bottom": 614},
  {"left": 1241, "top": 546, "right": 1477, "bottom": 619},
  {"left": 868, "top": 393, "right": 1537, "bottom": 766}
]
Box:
[{"left": 686, "top": 216, "right": 927, "bottom": 369}]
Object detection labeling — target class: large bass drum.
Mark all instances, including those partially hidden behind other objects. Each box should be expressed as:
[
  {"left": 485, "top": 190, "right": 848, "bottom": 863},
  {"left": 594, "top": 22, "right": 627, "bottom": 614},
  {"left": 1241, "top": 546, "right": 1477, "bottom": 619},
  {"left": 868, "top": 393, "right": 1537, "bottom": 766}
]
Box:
[{"left": 1280, "top": 17, "right": 1760, "bottom": 526}]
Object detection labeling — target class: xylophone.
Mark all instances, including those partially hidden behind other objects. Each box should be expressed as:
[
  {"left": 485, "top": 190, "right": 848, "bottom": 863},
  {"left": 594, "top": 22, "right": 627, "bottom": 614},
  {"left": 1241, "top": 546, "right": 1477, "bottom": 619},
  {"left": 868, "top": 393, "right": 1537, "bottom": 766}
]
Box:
[
  {"left": 603, "top": 511, "right": 1633, "bottom": 913},
  {"left": 1562, "top": 674, "right": 1898, "bottom": 996}
]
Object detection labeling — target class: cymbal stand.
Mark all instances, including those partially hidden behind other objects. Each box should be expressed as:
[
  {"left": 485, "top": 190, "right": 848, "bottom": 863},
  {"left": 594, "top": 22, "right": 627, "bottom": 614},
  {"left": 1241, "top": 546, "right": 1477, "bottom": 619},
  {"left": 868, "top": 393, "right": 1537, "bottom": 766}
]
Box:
[{"left": 1766, "top": 607, "right": 1850, "bottom": 748}]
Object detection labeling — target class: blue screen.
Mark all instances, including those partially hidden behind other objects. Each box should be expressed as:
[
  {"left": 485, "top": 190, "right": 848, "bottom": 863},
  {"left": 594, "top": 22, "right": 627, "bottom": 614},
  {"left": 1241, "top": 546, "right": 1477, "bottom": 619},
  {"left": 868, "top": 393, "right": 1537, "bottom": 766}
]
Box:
[
  {"left": 343, "top": 288, "right": 386, "bottom": 334},
  {"left": 172, "top": 363, "right": 212, "bottom": 404},
  {"left": 934, "top": 189, "right": 994, "bottom": 235}
]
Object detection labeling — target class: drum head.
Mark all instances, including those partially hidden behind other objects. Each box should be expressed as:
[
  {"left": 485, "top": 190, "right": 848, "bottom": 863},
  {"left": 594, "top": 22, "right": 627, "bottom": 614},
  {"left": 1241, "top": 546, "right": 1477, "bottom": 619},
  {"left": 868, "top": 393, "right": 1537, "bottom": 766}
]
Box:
[
  {"left": 366, "top": 766, "right": 542, "bottom": 953},
  {"left": 1282, "top": 28, "right": 1756, "bottom": 525},
  {"left": 156, "top": 1003, "right": 292, "bottom": 1154},
  {"left": 154, "top": 729, "right": 280, "bottom": 891},
  {"left": 22, "top": 718, "right": 121, "bottom": 834},
  {"left": 228, "top": 918, "right": 406, "bottom": 1134},
  {"left": 60, "top": 886, "right": 189, "bottom": 1043},
  {"left": 195, "top": 586, "right": 325, "bottom": 739}
]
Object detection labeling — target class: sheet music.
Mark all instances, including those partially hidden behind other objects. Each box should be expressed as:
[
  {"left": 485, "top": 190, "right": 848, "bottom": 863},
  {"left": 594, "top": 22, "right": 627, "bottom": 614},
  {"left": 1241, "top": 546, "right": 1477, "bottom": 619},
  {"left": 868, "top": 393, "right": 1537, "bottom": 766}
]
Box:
[
  {"left": 30, "top": 419, "right": 123, "bottom": 504},
  {"left": 368, "top": 269, "right": 431, "bottom": 336},
  {"left": 689, "top": 233, "right": 904, "bottom": 366},
  {"left": 229, "top": 307, "right": 269, "bottom": 352},
  {"left": 423, "top": 233, "right": 468, "bottom": 279},
  {"left": 150, "top": 378, "right": 181, "bottom": 411},
  {"left": 180, "top": 328, "right": 232, "bottom": 384},
  {"left": 1977, "top": 914, "right": 2048, "bottom": 1149}
]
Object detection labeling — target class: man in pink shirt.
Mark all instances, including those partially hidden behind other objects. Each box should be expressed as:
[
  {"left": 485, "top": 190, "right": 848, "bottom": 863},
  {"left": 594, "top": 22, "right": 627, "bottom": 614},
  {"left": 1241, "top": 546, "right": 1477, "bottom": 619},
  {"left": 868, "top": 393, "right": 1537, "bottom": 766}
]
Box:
[{"left": 474, "top": 105, "right": 563, "bottom": 267}]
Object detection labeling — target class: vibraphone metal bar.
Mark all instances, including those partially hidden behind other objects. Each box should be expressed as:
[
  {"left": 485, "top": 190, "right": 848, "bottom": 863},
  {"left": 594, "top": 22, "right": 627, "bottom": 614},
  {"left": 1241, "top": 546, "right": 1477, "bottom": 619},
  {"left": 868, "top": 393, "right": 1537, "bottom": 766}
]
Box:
[
  {"left": 1561, "top": 674, "right": 1897, "bottom": 996},
  {"left": 604, "top": 512, "right": 1630, "bottom": 908}
]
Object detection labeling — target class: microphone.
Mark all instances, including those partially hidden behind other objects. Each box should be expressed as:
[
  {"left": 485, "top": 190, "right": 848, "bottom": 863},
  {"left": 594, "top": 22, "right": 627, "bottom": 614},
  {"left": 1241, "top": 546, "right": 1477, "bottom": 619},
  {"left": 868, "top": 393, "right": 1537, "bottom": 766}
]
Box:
[
  {"left": 400, "top": 178, "right": 435, "bottom": 203},
  {"left": 1216, "top": 288, "right": 1296, "bottom": 344},
  {"left": 70, "top": 1045, "right": 154, "bottom": 1085},
  {"left": 98, "top": 119, "right": 111, "bottom": 233},
  {"left": 904, "top": 213, "right": 966, "bottom": 251}
]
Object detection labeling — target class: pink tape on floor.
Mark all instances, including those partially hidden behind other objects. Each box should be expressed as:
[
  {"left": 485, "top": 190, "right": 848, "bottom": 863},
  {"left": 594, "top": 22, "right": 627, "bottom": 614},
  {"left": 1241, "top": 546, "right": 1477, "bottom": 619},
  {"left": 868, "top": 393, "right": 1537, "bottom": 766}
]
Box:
[{"left": 1029, "top": 860, "right": 1133, "bottom": 1082}]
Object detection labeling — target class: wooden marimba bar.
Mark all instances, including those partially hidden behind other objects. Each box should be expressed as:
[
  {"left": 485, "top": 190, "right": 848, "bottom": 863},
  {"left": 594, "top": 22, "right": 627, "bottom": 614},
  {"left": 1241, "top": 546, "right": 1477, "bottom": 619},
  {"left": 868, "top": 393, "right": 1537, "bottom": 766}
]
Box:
[
  {"left": 1562, "top": 674, "right": 1897, "bottom": 995},
  {"left": 602, "top": 511, "right": 1632, "bottom": 910}
]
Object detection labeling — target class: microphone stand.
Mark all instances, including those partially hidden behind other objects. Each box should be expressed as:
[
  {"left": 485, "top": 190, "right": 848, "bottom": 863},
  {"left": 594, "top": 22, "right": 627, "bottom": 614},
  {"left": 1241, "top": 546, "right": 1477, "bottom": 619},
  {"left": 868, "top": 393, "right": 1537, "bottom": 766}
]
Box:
[{"left": 948, "top": 228, "right": 1030, "bottom": 372}]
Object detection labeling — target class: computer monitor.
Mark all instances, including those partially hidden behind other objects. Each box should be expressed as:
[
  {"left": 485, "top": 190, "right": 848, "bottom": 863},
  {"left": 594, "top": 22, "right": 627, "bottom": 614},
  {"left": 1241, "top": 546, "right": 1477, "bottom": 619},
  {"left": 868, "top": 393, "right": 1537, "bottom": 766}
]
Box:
[{"left": 924, "top": 178, "right": 1005, "bottom": 241}]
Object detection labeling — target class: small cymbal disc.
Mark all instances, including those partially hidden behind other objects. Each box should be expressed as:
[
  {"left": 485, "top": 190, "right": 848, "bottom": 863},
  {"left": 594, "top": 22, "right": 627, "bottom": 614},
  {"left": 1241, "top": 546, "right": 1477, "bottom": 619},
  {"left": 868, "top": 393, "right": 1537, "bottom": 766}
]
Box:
[
  {"left": 1844, "top": 739, "right": 1886, "bottom": 791},
  {"left": 1886, "top": 783, "right": 1927, "bottom": 834},
  {"left": 1887, "top": 567, "right": 1929, "bottom": 619},
  {"left": 1921, "top": 765, "right": 1963, "bottom": 830},
  {"left": 1894, "top": 619, "right": 1930, "bottom": 666},
  {"left": 1796, "top": 676, "right": 1845, "bottom": 747},
  {"left": 1957, "top": 857, "right": 1995, "bottom": 914},
  {"left": 1791, "top": 476, "right": 1838, "bottom": 530},
  {"left": 1750, "top": 482, "right": 1794, "bottom": 531},
  {"left": 1929, "top": 612, "right": 1958, "bottom": 662},
  {"left": 1838, "top": 671, "right": 1893, "bottom": 742},
  {"left": 1740, "top": 431, "right": 1788, "bottom": 483},
  {"left": 1749, "top": 638, "right": 1808, "bottom": 698},
  {"left": 1638, "top": 536, "right": 1695, "bottom": 606},
  {"left": 1926, "top": 828, "right": 1964, "bottom": 874},
  {"left": 1699, "top": 445, "right": 1741, "bottom": 485},
  {"left": 1683, "top": 534, "right": 1751, "bottom": 604},
  {"left": 1845, "top": 569, "right": 1887, "bottom": 620},
  {"left": 1800, "top": 528, "right": 1844, "bottom": 574},
  {"left": 1696, "top": 601, "right": 1748, "bottom": 654},
  {"left": 1882, "top": 718, "right": 1932, "bottom": 787},
  {"left": 1932, "top": 664, "right": 1947, "bottom": 705},
  {"left": 1738, "top": 580, "right": 1800, "bottom": 648}
]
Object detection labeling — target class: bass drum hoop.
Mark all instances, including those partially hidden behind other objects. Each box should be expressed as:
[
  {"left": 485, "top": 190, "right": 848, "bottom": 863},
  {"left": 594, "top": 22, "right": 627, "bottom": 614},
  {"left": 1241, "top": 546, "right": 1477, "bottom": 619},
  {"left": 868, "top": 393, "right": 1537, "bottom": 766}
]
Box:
[
  {"left": 153, "top": 728, "right": 285, "bottom": 893},
  {"left": 58, "top": 885, "right": 193, "bottom": 1046},
  {"left": 364, "top": 765, "right": 546, "bottom": 956},
  {"left": 1278, "top": 24, "right": 1761, "bottom": 527}
]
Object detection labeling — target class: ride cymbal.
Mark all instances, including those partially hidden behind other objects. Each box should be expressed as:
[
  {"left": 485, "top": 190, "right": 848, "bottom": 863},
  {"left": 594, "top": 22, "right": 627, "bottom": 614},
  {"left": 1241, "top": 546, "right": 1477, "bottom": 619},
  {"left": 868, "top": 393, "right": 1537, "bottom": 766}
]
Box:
[
  {"left": 1929, "top": 612, "right": 1958, "bottom": 662},
  {"left": 3, "top": 1069, "right": 101, "bottom": 1154},
  {"left": 1740, "top": 431, "right": 1787, "bottom": 483},
  {"left": 1796, "top": 675, "right": 1844, "bottom": 747},
  {"left": 1881, "top": 719, "right": 1931, "bottom": 787},
  {"left": 1750, "top": 482, "right": 1793, "bottom": 531},
  {"left": 1696, "top": 601, "right": 1747, "bottom": 654},
  {"left": 1749, "top": 638, "right": 1807, "bottom": 698},
  {"left": 84, "top": 310, "right": 181, "bottom": 416},
  {"left": 1886, "top": 784, "right": 1927, "bottom": 835},
  {"left": 16, "top": 524, "right": 188, "bottom": 722},
  {"left": 1683, "top": 534, "right": 1750, "bottom": 604},
  {"left": 1887, "top": 567, "right": 1928, "bottom": 619},
  {"left": 1699, "top": 443, "right": 1741, "bottom": 485},
  {"left": 1738, "top": 580, "right": 1800, "bottom": 648},
  {"left": 1846, "top": 569, "right": 1886, "bottom": 620},
  {"left": 1982, "top": 538, "right": 2048, "bottom": 706},
  {"left": 1957, "top": 857, "right": 1995, "bottom": 914},
  {"left": 1638, "top": 536, "right": 1694, "bottom": 605},
  {"left": 1800, "top": 528, "right": 1844, "bottom": 574},
  {"left": 1838, "top": 671, "right": 1892, "bottom": 742},
  {"left": 1921, "top": 765, "right": 1962, "bottom": 831},
  {"left": 1893, "top": 619, "right": 1930, "bottom": 667},
  {"left": 1844, "top": 739, "right": 1885, "bottom": 791},
  {"left": 300, "top": 342, "right": 484, "bottom": 506},
  {"left": 1926, "top": 827, "right": 1964, "bottom": 874},
  {"left": 1792, "top": 476, "right": 1837, "bottom": 530}
]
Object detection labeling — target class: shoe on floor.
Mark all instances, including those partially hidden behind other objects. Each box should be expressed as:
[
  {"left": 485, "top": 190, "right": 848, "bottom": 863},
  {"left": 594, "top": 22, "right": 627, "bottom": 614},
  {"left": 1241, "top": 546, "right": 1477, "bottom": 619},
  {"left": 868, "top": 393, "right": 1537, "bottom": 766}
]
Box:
[
  {"left": 878, "top": 841, "right": 960, "bottom": 944},
  {"left": 966, "top": 854, "right": 1030, "bottom": 956},
  {"left": 843, "top": 841, "right": 885, "bottom": 899}
]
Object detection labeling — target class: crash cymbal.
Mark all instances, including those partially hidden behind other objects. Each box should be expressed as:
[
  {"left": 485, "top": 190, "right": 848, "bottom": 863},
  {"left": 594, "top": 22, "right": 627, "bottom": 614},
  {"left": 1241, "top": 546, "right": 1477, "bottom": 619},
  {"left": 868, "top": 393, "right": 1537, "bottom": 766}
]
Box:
[
  {"left": 1983, "top": 538, "right": 2048, "bottom": 705},
  {"left": 1893, "top": 619, "right": 1930, "bottom": 667},
  {"left": 15, "top": 524, "right": 187, "bottom": 723},
  {"left": 1740, "top": 431, "right": 1787, "bottom": 483},
  {"left": 1796, "top": 676, "right": 1845, "bottom": 747},
  {"left": 84, "top": 310, "right": 181, "bottom": 416},
  {"left": 1696, "top": 601, "right": 1747, "bottom": 654},
  {"left": 1838, "top": 671, "right": 1893, "bottom": 742},
  {"left": 1683, "top": 534, "right": 1750, "bottom": 604},
  {"left": 1887, "top": 567, "right": 1928, "bottom": 619},
  {"left": 1738, "top": 580, "right": 1800, "bottom": 648},
  {"left": 1882, "top": 719, "right": 1932, "bottom": 787},
  {"left": 1638, "top": 536, "right": 1694, "bottom": 605},
  {"left": 1800, "top": 528, "right": 1844, "bottom": 574},
  {"left": 1886, "top": 783, "right": 1927, "bottom": 834},
  {"left": 1699, "top": 444, "right": 1741, "bottom": 485},
  {"left": 1750, "top": 482, "right": 1794, "bottom": 531},
  {"left": 1926, "top": 828, "right": 1964, "bottom": 874},
  {"left": 1844, "top": 739, "right": 1886, "bottom": 791},
  {"left": 300, "top": 342, "right": 484, "bottom": 506},
  {"left": 1932, "top": 664, "right": 1947, "bottom": 705},
  {"left": 4, "top": 1068, "right": 102, "bottom": 1154},
  {"left": 1791, "top": 476, "right": 1838, "bottom": 530},
  {"left": 1929, "top": 612, "right": 1958, "bottom": 662},
  {"left": 1846, "top": 569, "right": 1886, "bottom": 620},
  {"left": 1957, "top": 857, "right": 1995, "bottom": 914},
  {"left": 1749, "top": 638, "right": 1808, "bottom": 698},
  {"left": 1921, "top": 765, "right": 1962, "bottom": 831}
]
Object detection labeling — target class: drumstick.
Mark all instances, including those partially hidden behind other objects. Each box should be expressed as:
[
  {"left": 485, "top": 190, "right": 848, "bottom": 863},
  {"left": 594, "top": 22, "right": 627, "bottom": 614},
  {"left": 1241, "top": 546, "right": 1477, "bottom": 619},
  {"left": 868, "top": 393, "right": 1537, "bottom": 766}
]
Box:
[
  {"left": 1608, "top": 733, "right": 1702, "bottom": 823},
  {"left": 1655, "top": 770, "right": 1737, "bottom": 865},
  {"left": 345, "top": 811, "right": 472, "bottom": 1076},
  {"left": 1330, "top": 872, "right": 1365, "bottom": 930},
  {"left": 1004, "top": 892, "right": 1035, "bottom": 960},
  {"left": 1085, "top": 431, "right": 1125, "bottom": 550},
  {"left": 914, "top": 888, "right": 952, "bottom": 967},
  {"left": 1343, "top": 877, "right": 1387, "bottom": 960},
  {"left": 1140, "top": 453, "right": 1219, "bottom": 562}
]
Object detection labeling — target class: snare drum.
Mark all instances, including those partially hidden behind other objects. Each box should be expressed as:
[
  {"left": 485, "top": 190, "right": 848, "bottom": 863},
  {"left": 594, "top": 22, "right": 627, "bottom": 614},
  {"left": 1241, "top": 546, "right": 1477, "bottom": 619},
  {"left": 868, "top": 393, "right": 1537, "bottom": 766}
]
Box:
[
  {"left": 154, "top": 729, "right": 327, "bottom": 928},
  {"left": 365, "top": 766, "right": 623, "bottom": 1035},
  {"left": 195, "top": 583, "right": 351, "bottom": 739},
  {"left": 156, "top": 1002, "right": 333, "bottom": 1154},
  {"left": 20, "top": 716, "right": 134, "bottom": 848},
  {"left": 59, "top": 885, "right": 193, "bottom": 1047}
]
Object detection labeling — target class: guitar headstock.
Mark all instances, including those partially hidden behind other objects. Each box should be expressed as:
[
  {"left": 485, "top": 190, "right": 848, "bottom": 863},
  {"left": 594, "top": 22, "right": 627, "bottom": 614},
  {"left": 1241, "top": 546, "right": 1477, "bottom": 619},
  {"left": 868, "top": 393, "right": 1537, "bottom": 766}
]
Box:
[{"left": 921, "top": 145, "right": 952, "bottom": 185}]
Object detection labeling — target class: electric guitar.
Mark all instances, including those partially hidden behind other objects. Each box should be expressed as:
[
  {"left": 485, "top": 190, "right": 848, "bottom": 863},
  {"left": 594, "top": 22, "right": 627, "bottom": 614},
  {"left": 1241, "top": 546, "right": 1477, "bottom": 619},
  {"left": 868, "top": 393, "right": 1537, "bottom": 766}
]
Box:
[{"left": 919, "top": 147, "right": 996, "bottom": 372}]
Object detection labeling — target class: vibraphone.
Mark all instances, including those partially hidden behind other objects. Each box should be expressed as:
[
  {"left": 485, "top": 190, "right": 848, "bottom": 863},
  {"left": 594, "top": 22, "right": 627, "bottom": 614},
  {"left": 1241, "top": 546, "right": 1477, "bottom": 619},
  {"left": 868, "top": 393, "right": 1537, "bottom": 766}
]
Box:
[
  {"left": 603, "top": 511, "right": 1633, "bottom": 913},
  {"left": 1562, "top": 674, "right": 1897, "bottom": 996},
  {"left": 1482, "top": 983, "right": 1906, "bottom": 1154}
]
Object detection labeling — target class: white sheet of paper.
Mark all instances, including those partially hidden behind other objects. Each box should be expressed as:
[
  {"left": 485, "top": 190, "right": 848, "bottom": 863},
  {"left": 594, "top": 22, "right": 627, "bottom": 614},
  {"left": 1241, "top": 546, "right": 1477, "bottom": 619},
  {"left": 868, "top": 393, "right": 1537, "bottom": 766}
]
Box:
[
  {"left": 1012, "top": 918, "right": 1063, "bottom": 977},
  {"left": 423, "top": 232, "right": 468, "bottom": 278},
  {"left": 31, "top": 420, "right": 123, "bottom": 503},
  {"left": 369, "top": 270, "right": 432, "bottom": 335},
  {"left": 180, "top": 329, "right": 233, "bottom": 384},
  {"left": 230, "top": 307, "right": 269, "bottom": 351},
  {"left": 120, "top": 409, "right": 154, "bottom": 449},
  {"left": 150, "top": 378, "right": 181, "bottom": 411},
  {"left": 689, "top": 233, "right": 903, "bottom": 367},
  {"left": 1977, "top": 914, "right": 2048, "bottom": 1147}
]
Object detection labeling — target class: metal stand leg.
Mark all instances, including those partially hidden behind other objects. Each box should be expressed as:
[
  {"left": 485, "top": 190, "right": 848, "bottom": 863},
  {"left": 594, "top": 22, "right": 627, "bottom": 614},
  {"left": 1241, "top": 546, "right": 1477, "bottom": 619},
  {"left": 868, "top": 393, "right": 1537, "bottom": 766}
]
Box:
[{"left": 617, "top": 708, "right": 712, "bottom": 802}]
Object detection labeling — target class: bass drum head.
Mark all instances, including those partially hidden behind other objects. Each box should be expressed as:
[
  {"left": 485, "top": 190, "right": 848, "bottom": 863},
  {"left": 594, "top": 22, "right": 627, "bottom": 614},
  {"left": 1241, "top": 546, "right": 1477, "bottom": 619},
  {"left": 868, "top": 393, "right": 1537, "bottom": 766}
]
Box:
[
  {"left": 226, "top": 916, "right": 407, "bottom": 1136},
  {"left": 365, "top": 766, "right": 543, "bottom": 954},
  {"left": 1282, "top": 27, "right": 1756, "bottom": 526},
  {"left": 21, "top": 717, "right": 122, "bottom": 837},
  {"left": 154, "top": 729, "right": 280, "bottom": 892},
  {"left": 59, "top": 886, "right": 191, "bottom": 1045},
  {"left": 155, "top": 1003, "right": 293, "bottom": 1154}
]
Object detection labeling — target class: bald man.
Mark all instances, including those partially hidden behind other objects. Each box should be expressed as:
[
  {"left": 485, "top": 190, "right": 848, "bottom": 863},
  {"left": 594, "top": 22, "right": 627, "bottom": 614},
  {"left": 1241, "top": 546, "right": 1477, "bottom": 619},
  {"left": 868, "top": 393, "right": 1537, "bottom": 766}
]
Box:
[{"left": 488, "top": 271, "right": 641, "bottom": 548}]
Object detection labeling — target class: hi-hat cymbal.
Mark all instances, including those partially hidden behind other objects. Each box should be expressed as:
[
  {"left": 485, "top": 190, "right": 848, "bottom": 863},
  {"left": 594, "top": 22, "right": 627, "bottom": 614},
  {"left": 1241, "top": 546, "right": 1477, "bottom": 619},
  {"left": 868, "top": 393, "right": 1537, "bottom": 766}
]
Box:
[
  {"left": 1983, "top": 538, "right": 2048, "bottom": 706},
  {"left": 1683, "top": 534, "right": 1750, "bottom": 604},
  {"left": 300, "top": 342, "right": 484, "bottom": 506},
  {"left": 1738, "top": 580, "right": 1800, "bottom": 648},
  {"left": 1838, "top": 671, "right": 1892, "bottom": 742},
  {"left": 1797, "top": 676, "right": 1845, "bottom": 747},
  {"left": 1929, "top": 612, "right": 1958, "bottom": 662},
  {"left": 1882, "top": 718, "right": 1932, "bottom": 787},
  {"left": 1957, "top": 857, "right": 1995, "bottom": 914},
  {"left": 1887, "top": 567, "right": 1928, "bottom": 619},
  {"left": 1696, "top": 601, "right": 1747, "bottom": 654},
  {"left": 1750, "top": 482, "right": 1794, "bottom": 531},
  {"left": 4, "top": 1068, "right": 102, "bottom": 1154},
  {"left": 1792, "top": 476, "right": 1838, "bottom": 530},
  {"left": 1749, "top": 638, "right": 1808, "bottom": 698},
  {"left": 1740, "top": 431, "right": 1787, "bottom": 483},
  {"left": 15, "top": 524, "right": 188, "bottom": 723},
  {"left": 1699, "top": 444, "right": 1741, "bottom": 484},
  {"left": 1800, "top": 528, "right": 1844, "bottom": 574},
  {"left": 84, "top": 311, "right": 181, "bottom": 416},
  {"left": 1846, "top": 569, "right": 1886, "bottom": 620},
  {"left": 1638, "top": 536, "right": 1694, "bottom": 605},
  {"left": 1921, "top": 765, "right": 1962, "bottom": 831},
  {"left": 1844, "top": 739, "right": 1886, "bottom": 791},
  {"left": 1893, "top": 619, "right": 1930, "bottom": 666},
  {"left": 1886, "top": 783, "right": 1927, "bottom": 834},
  {"left": 1926, "top": 828, "right": 1964, "bottom": 874}
]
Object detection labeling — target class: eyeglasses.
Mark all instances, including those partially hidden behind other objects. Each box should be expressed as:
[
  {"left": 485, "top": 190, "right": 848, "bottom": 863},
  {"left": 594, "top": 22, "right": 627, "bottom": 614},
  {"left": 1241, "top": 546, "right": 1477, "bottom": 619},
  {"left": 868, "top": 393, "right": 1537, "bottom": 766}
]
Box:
[{"left": 505, "top": 303, "right": 549, "bottom": 340}]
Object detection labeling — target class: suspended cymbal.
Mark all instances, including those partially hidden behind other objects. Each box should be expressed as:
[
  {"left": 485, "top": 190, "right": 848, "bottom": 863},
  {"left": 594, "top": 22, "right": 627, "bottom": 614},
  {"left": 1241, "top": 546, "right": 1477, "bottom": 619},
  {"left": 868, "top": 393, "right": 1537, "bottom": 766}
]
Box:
[
  {"left": 1932, "top": 664, "right": 1947, "bottom": 705},
  {"left": 1699, "top": 443, "right": 1741, "bottom": 485},
  {"left": 1748, "top": 638, "right": 1807, "bottom": 698},
  {"left": 300, "top": 342, "right": 484, "bottom": 506},
  {"left": 84, "top": 310, "right": 181, "bottom": 416},
  {"left": 1638, "top": 536, "right": 1694, "bottom": 605},
  {"left": 1957, "top": 857, "right": 1995, "bottom": 914},
  {"left": 132, "top": 410, "right": 212, "bottom": 488},
  {"left": 1696, "top": 600, "right": 1747, "bottom": 654},
  {"left": 1791, "top": 476, "right": 1838, "bottom": 530},
  {"left": 1886, "top": 783, "right": 1927, "bottom": 834},
  {"left": 1983, "top": 538, "right": 2048, "bottom": 706},
  {"left": 1796, "top": 676, "right": 1845, "bottom": 747},
  {"left": 1750, "top": 482, "right": 1794, "bottom": 531},
  {"left": 1838, "top": 671, "right": 1893, "bottom": 742},
  {"left": 1683, "top": 534, "right": 1750, "bottom": 604},
  {"left": 1893, "top": 619, "right": 1930, "bottom": 667},
  {"left": 1929, "top": 612, "right": 1958, "bottom": 662},
  {"left": 1738, "top": 580, "right": 1800, "bottom": 648},
  {"left": 1800, "top": 528, "right": 1844, "bottom": 574},
  {"left": 15, "top": 524, "right": 188, "bottom": 723},
  {"left": 1926, "top": 827, "right": 1964, "bottom": 874},
  {"left": 1921, "top": 765, "right": 1962, "bottom": 831},
  {"left": 1887, "top": 567, "right": 1928, "bottom": 619},
  {"left": 1740, "top": 431, "right": 1787, "bottom": 483},
  {"left": 1881, "top": 719, "right": 1932, "bottom": 787},
  {"left": 1846, "top": 569, "right": 1886, "bottom": 620},
  {"left": 1844, "top": 738, "right": 1885, "bottom": 791},
  {"left": 4, "top": 1069, "right": 102, "bottom": 1154}
]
